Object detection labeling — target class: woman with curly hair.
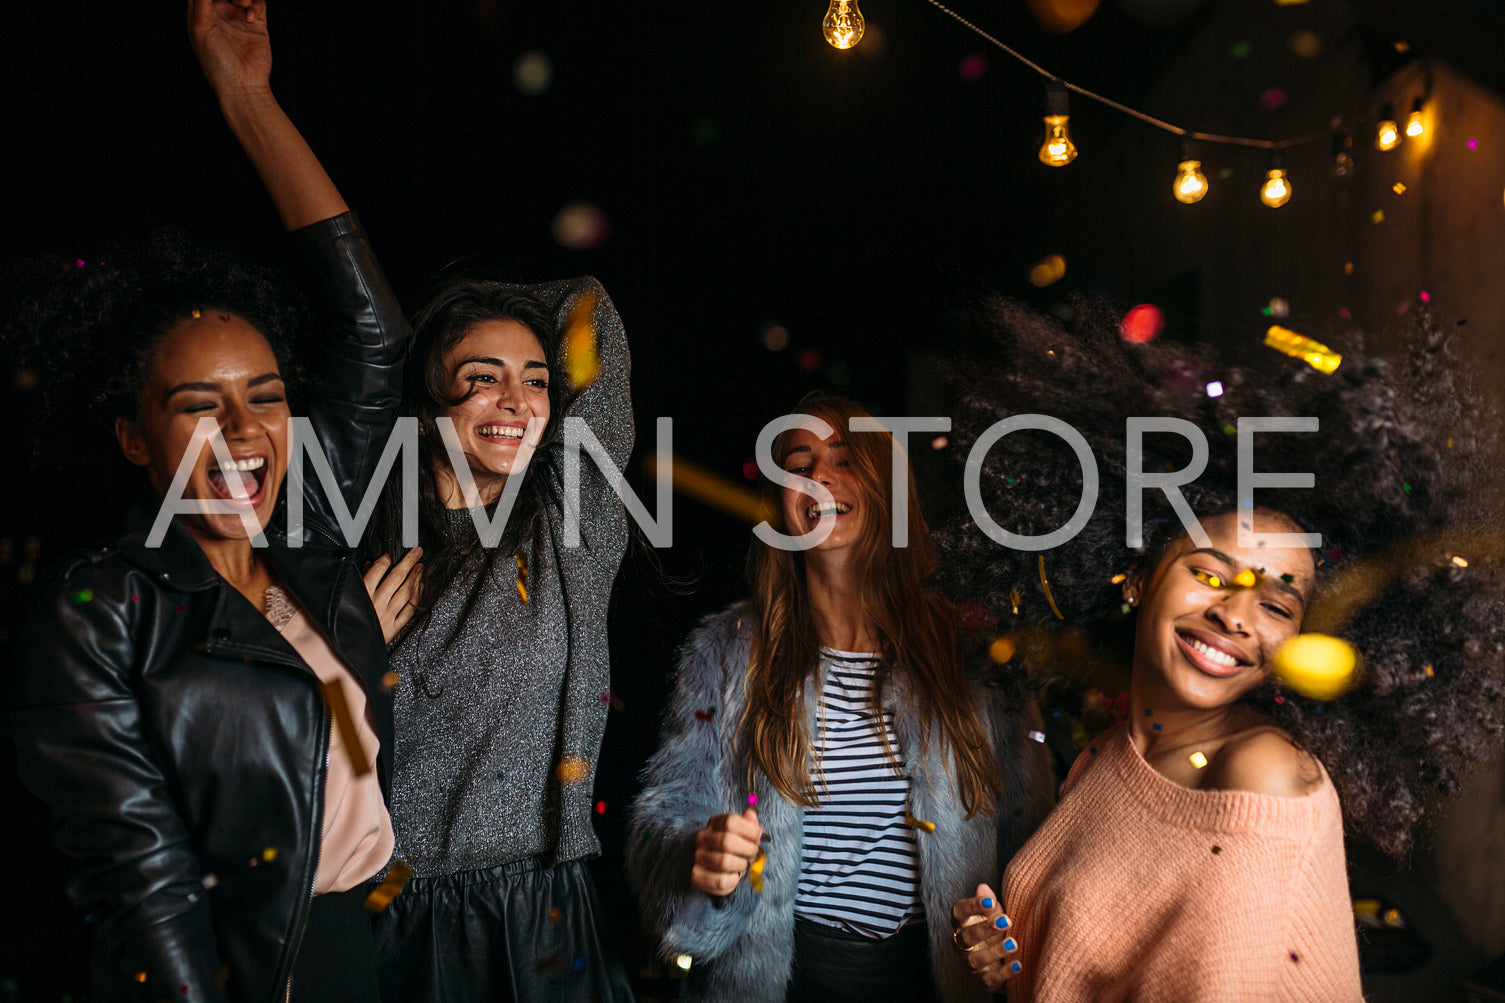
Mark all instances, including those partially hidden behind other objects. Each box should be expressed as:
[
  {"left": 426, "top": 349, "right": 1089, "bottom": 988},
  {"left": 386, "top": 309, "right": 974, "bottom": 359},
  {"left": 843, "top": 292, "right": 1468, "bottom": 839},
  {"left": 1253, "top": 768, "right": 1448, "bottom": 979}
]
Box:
[
  {"left": 189, "top": 2, "right": 635, "bottom": 998},
  {"left": 1, "top": 52, "right": 411, "bottom": 1003},
  {"left": 940, "top": 299, "right": 1505, "bottom": 1000},
  {"left": 628, "top": 393, "right": 1054, "bottom": 1003}
]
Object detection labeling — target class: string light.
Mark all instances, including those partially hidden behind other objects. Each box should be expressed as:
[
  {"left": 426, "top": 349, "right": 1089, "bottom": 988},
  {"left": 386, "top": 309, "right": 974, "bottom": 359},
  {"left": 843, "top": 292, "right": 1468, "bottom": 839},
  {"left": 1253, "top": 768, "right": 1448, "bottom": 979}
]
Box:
[
  {"left": 1405, "top": 97, "right": 1425, "bottom": 138},
  {"left": 1039, "top": 79, "right": 1078, "bottom": 166},
  {"left": 1173, "top": 141, "right": 1208, "bottom": 203},
  {"left": 823, "top": 0, "right": 865, "bottom": 49},
  {"left": 1261, "top": 152, "right": 1292, "bottom": 207},
  {"left": 1330, "top": 132, "right": 1354, "bottom": 177},
  {"left": 1376, "top": 103, "right": 1401, "bottom": 151}
]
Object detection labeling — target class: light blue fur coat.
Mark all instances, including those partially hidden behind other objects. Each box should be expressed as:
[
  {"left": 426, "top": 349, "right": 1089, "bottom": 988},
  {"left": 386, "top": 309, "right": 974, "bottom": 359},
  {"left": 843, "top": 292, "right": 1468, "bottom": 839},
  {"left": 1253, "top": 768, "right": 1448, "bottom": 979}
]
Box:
[{"left": 627, "top": 605, "right": 1055, "bottom": 1002}]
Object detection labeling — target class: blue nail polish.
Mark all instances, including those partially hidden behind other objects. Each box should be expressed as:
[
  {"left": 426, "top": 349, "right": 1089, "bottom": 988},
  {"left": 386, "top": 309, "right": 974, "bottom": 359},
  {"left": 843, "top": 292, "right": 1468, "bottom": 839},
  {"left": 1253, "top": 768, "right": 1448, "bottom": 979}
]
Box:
[
  {"left": 1011, "top": 961, "right": 1022, "bottom": 973},
  {"left": 1003, "top": 938, "right": 1017, "bottom": 952},
  {"left": 994, "top": 915, "right": 1010, "bottom": 930},
  {"left": 980, "top": 897, "right": 993, "bottom": 909}
]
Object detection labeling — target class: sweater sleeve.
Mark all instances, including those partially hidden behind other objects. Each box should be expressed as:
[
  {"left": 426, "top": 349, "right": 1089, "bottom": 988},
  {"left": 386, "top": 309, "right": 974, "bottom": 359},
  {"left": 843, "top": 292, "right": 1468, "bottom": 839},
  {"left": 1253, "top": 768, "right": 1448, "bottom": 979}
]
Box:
[{"left": 626, "top": 615, "right": 758, "bottom": 960}]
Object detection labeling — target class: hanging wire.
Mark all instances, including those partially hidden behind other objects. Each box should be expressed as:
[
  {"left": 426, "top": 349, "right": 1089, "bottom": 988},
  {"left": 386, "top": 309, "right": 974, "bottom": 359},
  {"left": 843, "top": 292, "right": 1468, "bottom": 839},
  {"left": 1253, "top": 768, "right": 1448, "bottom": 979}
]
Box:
[{"left": 917, "top": 0, "right": 1338, "bottom": 151}]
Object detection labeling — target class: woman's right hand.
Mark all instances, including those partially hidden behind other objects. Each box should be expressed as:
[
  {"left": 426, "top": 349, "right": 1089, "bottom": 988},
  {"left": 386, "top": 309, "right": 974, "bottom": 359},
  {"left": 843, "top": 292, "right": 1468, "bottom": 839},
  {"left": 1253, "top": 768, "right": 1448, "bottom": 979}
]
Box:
[
  {"left": 952, "top": 883, "right": 1022, "bottom": 991},
  {"left": 363, "top": 548, "right": 423, "bottom": 644},
  {"left": 690, "top": 807, "right": 763, "bottom": 897},
  {"left": 187, "top": 0, "right": 272, "bottom": 98}
]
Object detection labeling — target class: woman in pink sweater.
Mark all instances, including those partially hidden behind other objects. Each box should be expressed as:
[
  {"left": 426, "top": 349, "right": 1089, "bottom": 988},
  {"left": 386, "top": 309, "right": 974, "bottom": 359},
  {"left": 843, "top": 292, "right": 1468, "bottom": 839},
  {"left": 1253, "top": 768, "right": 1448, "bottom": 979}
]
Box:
[{"left": 936, "top": 299, "right": 1505, "bottom": 1001}]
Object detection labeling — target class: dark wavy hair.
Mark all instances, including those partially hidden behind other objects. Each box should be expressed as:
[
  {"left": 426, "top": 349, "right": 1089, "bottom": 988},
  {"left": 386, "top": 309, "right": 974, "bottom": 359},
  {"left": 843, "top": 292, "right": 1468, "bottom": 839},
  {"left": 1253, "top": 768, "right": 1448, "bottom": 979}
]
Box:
[
  {"left": 5, "top": 229, "right": 303, "bottom": 474},
  {"left": 936, "top": 296, "right": 1505, "bottom": 857},
  {"left": 364, "top": 277, "right": 564, "bottom": 655}
]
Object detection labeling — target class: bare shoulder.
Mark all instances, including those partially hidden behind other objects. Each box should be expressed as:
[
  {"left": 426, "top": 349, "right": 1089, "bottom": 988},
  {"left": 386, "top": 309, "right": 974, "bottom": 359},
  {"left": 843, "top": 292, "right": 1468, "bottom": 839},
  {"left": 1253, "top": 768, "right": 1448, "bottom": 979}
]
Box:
[{"left": 1209, "top": 726, "right": 1323, "bottom": 798}]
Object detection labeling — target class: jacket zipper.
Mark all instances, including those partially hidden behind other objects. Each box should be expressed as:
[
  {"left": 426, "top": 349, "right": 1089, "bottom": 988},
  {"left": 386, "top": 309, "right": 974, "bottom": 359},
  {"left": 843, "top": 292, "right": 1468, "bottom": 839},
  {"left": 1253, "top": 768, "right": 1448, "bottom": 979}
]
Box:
[{"left": 284, "top": 721, "right": 330, "bottom": 1002}]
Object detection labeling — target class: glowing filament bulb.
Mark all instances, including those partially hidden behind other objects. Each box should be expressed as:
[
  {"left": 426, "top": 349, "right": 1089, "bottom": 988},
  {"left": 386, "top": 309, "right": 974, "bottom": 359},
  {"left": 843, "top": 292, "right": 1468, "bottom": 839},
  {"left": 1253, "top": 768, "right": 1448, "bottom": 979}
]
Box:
[
  {"left": 1039, "top": 81, "right": 1077, "bottom": 166},
  {"left": 822, "top": 0, "right": 864, "bottom": 49},
  {"left": 1405, "top": 98, "right": 1425, "bottom": 138},
  {"left": 1376, "top": 103, "right": 1400, "bottom": 151},
  {"left": 1261, "top": 168, "right": 1291, "bottom": 207},
  {"left": 1173, "top": 159, "right": 1208, "bottom": 203}
]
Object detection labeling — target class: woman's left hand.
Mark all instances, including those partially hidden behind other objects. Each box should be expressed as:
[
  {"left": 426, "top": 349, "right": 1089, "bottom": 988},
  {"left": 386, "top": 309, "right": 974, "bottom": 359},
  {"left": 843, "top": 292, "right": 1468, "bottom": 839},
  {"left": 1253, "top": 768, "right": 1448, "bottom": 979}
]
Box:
[
  {"left": 951, "top": 882, "right": 1023, "bottom": 992},
  {"left": 363, "top": 548, "right": 423, "bottom": 644},
  {"left": 187, "top": 0, "right": 272, "bottom": 98}
]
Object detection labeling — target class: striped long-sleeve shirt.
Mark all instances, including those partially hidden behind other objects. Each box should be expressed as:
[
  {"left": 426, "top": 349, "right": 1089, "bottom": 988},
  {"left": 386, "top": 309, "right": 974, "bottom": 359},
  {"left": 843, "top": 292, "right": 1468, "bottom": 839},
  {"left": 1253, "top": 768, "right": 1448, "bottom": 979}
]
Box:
[{"left": 793, "top": 649, "right": 924, "bottom": 938}]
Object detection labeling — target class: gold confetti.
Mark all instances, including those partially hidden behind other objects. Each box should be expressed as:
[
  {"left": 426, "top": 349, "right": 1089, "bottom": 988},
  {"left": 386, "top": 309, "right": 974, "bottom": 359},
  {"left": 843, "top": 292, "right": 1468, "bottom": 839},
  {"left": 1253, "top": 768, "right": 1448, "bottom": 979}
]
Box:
[
  {"left": 556, "top": 756, "right": 590, "bottom": 786},
  {"left": 381, "top": 670, "right": 400, "bottom": 692},
  {"left": 135, "top": 971, "right": 148, "bottom": 983},
  {"left": 515, "top": 549, "right": 530, "bottom": 604},
  {"left": 1189, "top": 751, "right": 1208, "bottom": 769},
  {"left": 261, "top": 847, "right": 277, "bottom": 862},
  {"left": 1110, "top": 573, "right": 1127, "bottom": 585},
  {"left": 190, "top": 309, "right": 201, "bottom": 319},
  {"left": 988, "top": 637, "right": 1017, "bottom": 664},
  {"left": 321, "top": 681, "right": 373, "bottom": 777},
  {"left": 1038, "top": 555, "right": 1065, "bottom": 621},
  {"left": 1372, "top": 209, "right": 1386, "bottom": 224},
  {"left": 1010, "top": 588, "right": 1021, "bottom": 616},
  {"left": 905, "top": 814, "right": 937, "bottom": 833},
  {"left": 1264, "top": 325, "right": 1342, "bottom": 374},
  {"left": 1272, "top": 633, "right": 1359, "bottom": 700},
  {"left": 1392, "top": 182, "right": 1407, "bottom": 194},
  {"left": 1424, "top": 664, "right": 1435, "bottom": 677},
  {"left": 363, "top": 860, "right": 414, "bottom": 912},
  {"left": 1451, "top": 555, "right": 1469, "bottom": 568},
  {"left": 563, "top": 291, "right": 600, "bottom": 389},
  {"left": 1233, "top": 569, "right": 1258, "bottom": 588},
  {"left": 642, "top": 453, "right": 774, "bottom": 525},
  {"left": 1343, "top": 261, "right": 1354, "bottom": 275},
  {"left": 548, "top": 907, "right": 563, "bottom": 924},
  {"left": 749, "top": 849, "right": 766, "bottom": 893}
]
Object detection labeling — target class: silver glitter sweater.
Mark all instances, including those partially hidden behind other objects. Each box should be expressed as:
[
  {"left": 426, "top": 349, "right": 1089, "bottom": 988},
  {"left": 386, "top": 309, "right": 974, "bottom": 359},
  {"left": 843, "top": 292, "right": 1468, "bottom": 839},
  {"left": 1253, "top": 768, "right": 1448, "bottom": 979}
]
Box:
[{"left": 386, "top": 277, "right": 632, "bottom": 876}]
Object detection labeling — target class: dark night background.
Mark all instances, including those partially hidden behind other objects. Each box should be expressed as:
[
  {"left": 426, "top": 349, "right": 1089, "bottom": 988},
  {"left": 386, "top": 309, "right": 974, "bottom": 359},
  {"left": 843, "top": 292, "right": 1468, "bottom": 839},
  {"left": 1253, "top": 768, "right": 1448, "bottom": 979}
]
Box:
[{"left": 4, "top": 0, "right": 1504, "bottom": 998}]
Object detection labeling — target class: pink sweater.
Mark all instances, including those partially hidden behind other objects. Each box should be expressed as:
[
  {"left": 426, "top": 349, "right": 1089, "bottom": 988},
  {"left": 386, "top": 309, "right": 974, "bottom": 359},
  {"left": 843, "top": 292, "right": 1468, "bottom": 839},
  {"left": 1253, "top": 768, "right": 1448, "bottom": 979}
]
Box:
[{"left": 1003, "top": 724, "right": 1362, "bottom": 1002}]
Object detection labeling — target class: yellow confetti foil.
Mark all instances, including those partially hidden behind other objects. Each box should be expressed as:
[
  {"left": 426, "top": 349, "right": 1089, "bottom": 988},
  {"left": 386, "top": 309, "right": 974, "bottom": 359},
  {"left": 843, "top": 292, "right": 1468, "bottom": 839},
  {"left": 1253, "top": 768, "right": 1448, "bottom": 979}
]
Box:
[
  {"left": 1264, "top": 325, "right": 1342, "bottom": 374},
  {"left": 988, "top": 637, "right": 1017, "bottom": 664},
  {"left": 1233, "top": 569, "right": 1258, "bottom": 588},
  {"left": 1038, "top": 555, "right": 1065, "bottom": 621},
  {"left": 563, "top": 291, "right": 600, "bottom": 389},
  {"left": 1272, "top": 633, "right": 1359, "bottom": 700},
  {"left": 381, "top": 670, "right": 400, "bottom": 692},
  {"left": 556, "top": 755, "right": 591, "bottom": 786},
  {"left": 321, "top": 681, "right": 373, "bottom": 777},
  {"left": 1189, "top": 751, "right": 1209, "bottom": 769},
  {"left": 363, "top": 860, "right": 414, "bottom": 912},
  {"left": 515, "top": 549, "right": 530, "bottom": 604},
  {"left": 1009, "top": 588, "right": 1021, "bottom": 616},
  {"left": 642, "top": 453, "right": 774, "bottom": 526},
  {"left": 749, "top": 849, "right": 766, "bottom": 893},
  {"left": 261, "top": 846, "right": 277, "bottom": 862},
  {"left": 905, "top": 814, "right": 937, "bottom": 833},
  {"left": 1110, "top": 573, "right": 1127, "bottom": 585}
]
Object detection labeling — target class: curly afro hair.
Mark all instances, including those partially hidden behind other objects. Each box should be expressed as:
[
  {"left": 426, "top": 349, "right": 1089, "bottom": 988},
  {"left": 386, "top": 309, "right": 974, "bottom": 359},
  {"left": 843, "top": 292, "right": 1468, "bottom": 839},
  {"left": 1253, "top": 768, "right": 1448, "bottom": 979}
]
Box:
[
  {"left": 936, "top": 296, "right": 1505, "bottom": 857},
  {"left": 6, "top": 228, "right": 305, "bottom": 472}
]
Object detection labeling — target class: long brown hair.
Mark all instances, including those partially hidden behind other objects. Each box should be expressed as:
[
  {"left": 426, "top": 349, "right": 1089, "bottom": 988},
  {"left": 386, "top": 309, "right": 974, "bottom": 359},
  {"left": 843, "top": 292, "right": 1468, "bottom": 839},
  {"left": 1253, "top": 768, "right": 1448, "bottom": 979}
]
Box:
[{"left": 739, "top": 393, "right": 1004, "bottom": 817}]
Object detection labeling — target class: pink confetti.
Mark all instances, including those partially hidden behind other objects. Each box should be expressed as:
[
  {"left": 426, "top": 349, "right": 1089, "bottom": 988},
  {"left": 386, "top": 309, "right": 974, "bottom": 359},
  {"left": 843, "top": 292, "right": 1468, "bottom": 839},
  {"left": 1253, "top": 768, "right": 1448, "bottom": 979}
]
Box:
[
  {"left": 1467, "top": 137, "right": 1479, "bottom": 150},
  {"left": 1419, "top": 290, "right": 1431, "bottom": 303},
  {"left": 1258, "top": 88, "right": 1288, "bottom": 113},
  {"left": 1338, "top": 308, "right": 1352, "bottom": 320},
  {"left": 959, "top": 53, "right": 988, "bottom": 81},
  {"left": 747, "top": 793, "right": 759, "bottom": 807}
]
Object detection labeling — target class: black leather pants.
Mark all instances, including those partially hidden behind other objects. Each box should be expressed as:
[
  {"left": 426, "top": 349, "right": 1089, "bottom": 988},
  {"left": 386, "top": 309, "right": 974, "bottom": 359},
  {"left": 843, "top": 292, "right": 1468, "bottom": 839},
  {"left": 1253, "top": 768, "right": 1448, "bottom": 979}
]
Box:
[{"left": 787, "top": 918, "right": 941, "bottom": 1003}]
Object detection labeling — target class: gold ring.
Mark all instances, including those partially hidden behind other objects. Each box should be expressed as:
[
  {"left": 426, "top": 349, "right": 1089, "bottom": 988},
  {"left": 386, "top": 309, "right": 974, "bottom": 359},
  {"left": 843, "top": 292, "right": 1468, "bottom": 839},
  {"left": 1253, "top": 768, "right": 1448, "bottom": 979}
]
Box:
[{"left": 952, "top": 925, "right": 981, "bottom": 953}]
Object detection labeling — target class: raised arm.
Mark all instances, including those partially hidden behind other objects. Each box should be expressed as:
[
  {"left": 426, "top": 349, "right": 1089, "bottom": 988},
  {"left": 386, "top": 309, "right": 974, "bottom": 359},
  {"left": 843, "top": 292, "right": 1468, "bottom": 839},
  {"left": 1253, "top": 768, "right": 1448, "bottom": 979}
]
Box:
[{"left": 187, "top": 0, "right": 345, "bottom": 230}]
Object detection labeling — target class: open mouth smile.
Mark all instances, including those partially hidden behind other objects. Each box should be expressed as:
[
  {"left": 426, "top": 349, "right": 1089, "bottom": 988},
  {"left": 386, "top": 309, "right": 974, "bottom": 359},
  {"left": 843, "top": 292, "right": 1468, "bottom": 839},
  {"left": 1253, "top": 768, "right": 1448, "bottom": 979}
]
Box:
[
  {"left": 804, "top": 500, "right": 853, "bottom": 520},
  {"left": 476, "top": 424, "right": 527, "bottom": 441},
  {"left": 1175, "top": 629, "right": 1253, "bottom": 677},
  {"left": 206, "top": 454, "right": 269, "bottom": 507}
]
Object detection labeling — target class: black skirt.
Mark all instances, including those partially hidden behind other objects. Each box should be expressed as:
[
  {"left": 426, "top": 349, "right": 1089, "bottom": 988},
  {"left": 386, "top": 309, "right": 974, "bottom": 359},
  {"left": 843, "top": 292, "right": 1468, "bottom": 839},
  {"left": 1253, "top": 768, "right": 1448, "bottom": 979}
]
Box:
[
  {"left": 289, "top": 885, "right": 382, "bottom": 1003},
  {"left": 787, "top": 918, "right": 941, "bottom": 1003},
  {"left": 370, "top": 855, "right": 634, "bottom": 1002}
]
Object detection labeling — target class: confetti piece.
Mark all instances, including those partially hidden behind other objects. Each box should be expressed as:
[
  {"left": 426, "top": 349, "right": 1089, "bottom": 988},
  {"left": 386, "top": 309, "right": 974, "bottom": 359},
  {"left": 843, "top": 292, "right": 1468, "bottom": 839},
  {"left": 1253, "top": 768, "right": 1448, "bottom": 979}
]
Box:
[
  {"left": 512, "top": 51, "right": 553, "bottom": 95},
  {"left": 988, "top": 637, "right": 1017, "bottom": 663},
  {"left": 1028, "top": 254, "right": 1067, "bottom": 287},
  {"left": 191, "top": 310, "right": 201, "bottom": 319},
  {"left": 1211, "top": 845, "right": 1221, "bottom": 854},
  {"left": 694, "top": 707, "right": 717, "bottom": 722},
  {"left": 381, "top": 670, "right": 400, "bottom": 692},
  {"left": 1229, "top": 41, "right": 1251, "bottom": 59},
  {"left": 1119, "top": 304, "right": 1164, "bottom": 343},
  {"left": 747, "top": 793, "right": 758, "bottom": 807},
  {"left": 1272, "top": 633, "right": 1358, "bottom": 700},
  {"left": 1467, "top": 137, "right": 1479, "bottom": 151},
  {"left": 72, "top": 589, "right": 93, "bottom": 603},
  {"left": 1372, "top": 210, "right": 1385, "bottom": 224},
  {"left": 201, "top": 874, "right": 219, "bottom": 889},
  {"left": 761, "top": 324, "right": 790, "bottom": 351},
  {"left": 1289, "top": 29, "right": 1322, "bottom": 58},
  {"left": 551, "top": 202, "right": 609, "bottom": 250},
  {"left": 595, "top": 800, "right": 607, "bottom": 814},
  {"left": 1010, "top": 589, "right": 1021, "bottom": 616},
  {"left": 1419, "top": 290, "right": 1431, "bottom": 303},
  {"left": 1264, "top": 297, "right": 1290, "bottom": 319},
  {"left": 676, "top": 954, "right": 694, "bottom": 971},
  {"left": 1233, "top": 569, "right": 1258, "bottom": 588},
  {"left": 931, "top": 435, "right": 948, "bottom": 450},
  {"left": 1264, "top": 325, "right": 1341, "bottom": 374},
  {"left": 363, "top": 860, "right": 414, "bottom": 912},
  {"left": 642, "top": 453, "right": 774, "bottom": 526},
  {"left": 959, "top": 52, "right": 988, "bottom": 81},
  {"left": 1392, "top": 182, "right": 1407, "bottom": 195},
  {"left": 1205, "top": 380, "right": 1224, "bottom": 398},
  {"left": 548, "top": 907, "right": 563, "bottom": 924},
  {"left": 1258, "top": 88, "right": 1288, "bottom": 113},
  {"left": 1343, "top": 262, "right": 1354, "bottom": 275},
  {"left": 1424, "top": 665, "right": 1435, "bottom": 678},
  {"left": 1038, "top": 556, "right": 1065, "bottom": 621},
  {"left": 749, "top": 849, "right": 766, "bottom": 893},
  {"left": 1028, "top": 730, "right": 1046, "bottom": 743},
  {"left": 1451, "top": 555, "right": 1468, "bottom": 567},
  {"left": 1190, "top": 751, "right": 1208, "bottom": 769},
  {"left": 556, "top": 756, "right": 591, "bottom": 786},
  {"left": 515, "top": 549, "right": 530, "bottom": 604},
  {"left": 261, "top": 847, "right": 277, "bottom": 862},
  {"left": 1111, "top": 573, "right": 1128, "bottom": 585},
  {"left": 905, "top": 814, "right": 937, "bottom": 833},
  {"left": 1152, "top": 722, "right": 1162, "bottom": 731},
  {"left": 321, "top": 681, "right": 372, "bottom": 777}
]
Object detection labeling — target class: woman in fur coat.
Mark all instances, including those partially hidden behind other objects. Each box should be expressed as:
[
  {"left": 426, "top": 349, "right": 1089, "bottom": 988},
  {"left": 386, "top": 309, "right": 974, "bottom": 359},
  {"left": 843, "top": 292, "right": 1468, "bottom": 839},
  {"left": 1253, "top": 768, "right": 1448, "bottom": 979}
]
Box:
[{"left": 628, "top": 393, "right": 1054, "bottom": 1003}]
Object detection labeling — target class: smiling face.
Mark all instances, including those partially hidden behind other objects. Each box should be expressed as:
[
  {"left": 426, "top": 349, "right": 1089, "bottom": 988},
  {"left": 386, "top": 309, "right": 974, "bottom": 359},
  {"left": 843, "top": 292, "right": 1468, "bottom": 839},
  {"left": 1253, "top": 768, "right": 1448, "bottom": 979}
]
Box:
[
  {"left": 1127, "top": 510, "right": 1316, "bottom": 711},
  {"left": 115, "top": 312, "right": 290, "bottom": 543},
  {"left": 438, "top": 318, "right": 552, "bottom": 499},
  {"left": 777, "top": 427, "right": 869, "bottom": 554}
]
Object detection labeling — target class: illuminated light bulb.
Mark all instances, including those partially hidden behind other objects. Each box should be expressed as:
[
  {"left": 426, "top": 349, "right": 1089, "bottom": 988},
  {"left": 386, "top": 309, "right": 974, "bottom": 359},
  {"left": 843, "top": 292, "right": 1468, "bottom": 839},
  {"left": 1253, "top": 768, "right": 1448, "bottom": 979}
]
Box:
[
  {"left": 1173, "top": 159, "right": 1208, "bottom": 203},
  {"left": 1375, "top": 103, "right": 1400, "bottom": 151},
  {"left": 822, "top": 0, "right": 865, "bottom": 49},
  {"left": 1260, "top": 166, "right": 1292, "bottom": 208},
  {"left": 1039, "top": 80, "right": 1077, "bottom": 166},
  {"left": 1405, "top": 97, "right": 1425, "bottom": 138}
]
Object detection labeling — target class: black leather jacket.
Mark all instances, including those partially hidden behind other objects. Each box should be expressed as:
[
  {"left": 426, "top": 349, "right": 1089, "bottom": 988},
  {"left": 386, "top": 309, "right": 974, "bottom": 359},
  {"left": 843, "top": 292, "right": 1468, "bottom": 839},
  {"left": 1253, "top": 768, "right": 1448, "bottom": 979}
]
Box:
[{"left": 2, "top": 212, "right": 410, "bottom": 1003}]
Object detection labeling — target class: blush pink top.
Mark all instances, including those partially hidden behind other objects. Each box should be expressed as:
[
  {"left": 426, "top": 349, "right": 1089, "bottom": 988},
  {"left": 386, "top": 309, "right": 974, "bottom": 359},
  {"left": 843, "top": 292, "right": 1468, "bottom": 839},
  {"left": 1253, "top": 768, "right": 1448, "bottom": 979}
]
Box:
[
  {"left": 1003, "top": 724, "right": 1362, "bottom": 1002},
  {"left": 266, "top": 586, "right": 394, "bottom": 894}
]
